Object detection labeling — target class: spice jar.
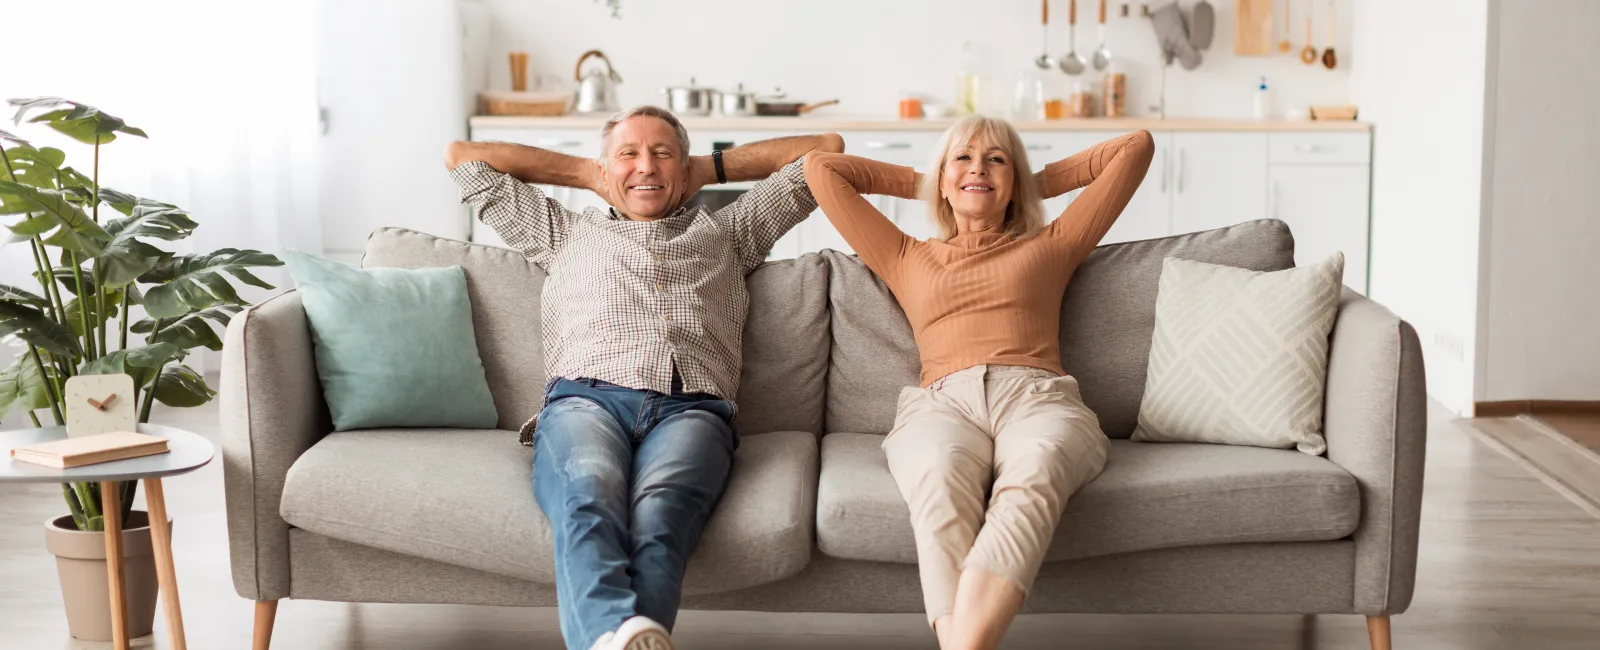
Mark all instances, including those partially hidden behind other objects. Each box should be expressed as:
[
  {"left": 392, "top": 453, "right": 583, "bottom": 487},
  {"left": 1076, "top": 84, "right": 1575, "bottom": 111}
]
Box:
[
  {"left": 1068, "top": 81, "right": 1095, "bottom": 118},
  {"left": 1102, "top": 65, "right": 1127, "bottom": 118}
]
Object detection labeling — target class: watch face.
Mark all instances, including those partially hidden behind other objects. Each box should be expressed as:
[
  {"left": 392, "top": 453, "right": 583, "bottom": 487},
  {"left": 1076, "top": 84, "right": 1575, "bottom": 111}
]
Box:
[{"left": 64, "top": 374, "right": 138, "bottom": 438}]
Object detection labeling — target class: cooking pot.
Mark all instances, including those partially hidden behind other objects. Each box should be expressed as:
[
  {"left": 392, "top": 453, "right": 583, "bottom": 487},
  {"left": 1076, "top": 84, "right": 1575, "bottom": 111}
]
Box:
[
  {"left": 661, "top": 78, "right": 716, "bottom": 116},
  {"left": 717, "top": 84, "right": 758, "bottom": 116}
]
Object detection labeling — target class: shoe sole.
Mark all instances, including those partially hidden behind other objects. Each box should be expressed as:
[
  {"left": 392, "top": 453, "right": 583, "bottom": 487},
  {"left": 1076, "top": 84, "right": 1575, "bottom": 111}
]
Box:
[{"left": 620, "top": 628, "right": 673, "bottom": 650}]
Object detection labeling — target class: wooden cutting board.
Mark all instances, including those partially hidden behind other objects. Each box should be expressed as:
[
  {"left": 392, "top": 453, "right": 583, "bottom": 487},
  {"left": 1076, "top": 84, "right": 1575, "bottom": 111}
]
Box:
[{"left": 1235, "top": 0, "right": 1274, "bottom": 55}]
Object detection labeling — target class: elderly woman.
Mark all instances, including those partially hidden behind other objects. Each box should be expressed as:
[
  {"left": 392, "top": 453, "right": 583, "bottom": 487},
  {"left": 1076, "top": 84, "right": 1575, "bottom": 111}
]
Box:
[{"left": 804, "top": 118, "right": 1153, "bottom": 650}]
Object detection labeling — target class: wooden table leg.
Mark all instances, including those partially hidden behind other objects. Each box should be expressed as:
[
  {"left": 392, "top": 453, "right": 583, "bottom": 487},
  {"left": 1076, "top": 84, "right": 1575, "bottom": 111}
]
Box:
[
  {"left": 101, "top": 481, "right": 130, "bottom": 650},
  {"left": 145, "top": 477, "right": 187, "bottom": 650}
]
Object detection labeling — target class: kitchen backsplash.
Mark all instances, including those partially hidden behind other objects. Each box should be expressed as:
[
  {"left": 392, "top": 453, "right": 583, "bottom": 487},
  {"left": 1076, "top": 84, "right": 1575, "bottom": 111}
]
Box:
[{"left": 477, "top": 0, "right": 1355, "bottom": 119}]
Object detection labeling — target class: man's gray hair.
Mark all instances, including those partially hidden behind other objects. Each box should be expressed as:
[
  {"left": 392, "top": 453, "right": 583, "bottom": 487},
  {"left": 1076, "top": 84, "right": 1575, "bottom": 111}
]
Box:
[{"left": 600, "top": 105, "right": 691, "bottom": 160}]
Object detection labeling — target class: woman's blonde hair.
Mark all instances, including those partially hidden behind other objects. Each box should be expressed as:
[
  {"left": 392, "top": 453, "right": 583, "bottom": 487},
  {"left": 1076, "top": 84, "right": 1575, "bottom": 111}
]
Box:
[{"left": 919, "top": 115, "right": 1045, "bottom": 241}]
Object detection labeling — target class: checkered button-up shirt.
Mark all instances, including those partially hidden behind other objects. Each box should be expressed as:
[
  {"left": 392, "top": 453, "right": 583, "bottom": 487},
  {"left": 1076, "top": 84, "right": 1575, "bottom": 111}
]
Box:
[{"left": 451, "top": 158, "right": 817, "bottom": 441}]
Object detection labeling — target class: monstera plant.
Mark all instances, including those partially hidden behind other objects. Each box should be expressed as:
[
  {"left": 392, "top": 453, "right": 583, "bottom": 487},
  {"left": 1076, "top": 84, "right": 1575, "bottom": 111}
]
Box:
[{"left": 0, "top": 97, "right": 281, "bottom": 531}]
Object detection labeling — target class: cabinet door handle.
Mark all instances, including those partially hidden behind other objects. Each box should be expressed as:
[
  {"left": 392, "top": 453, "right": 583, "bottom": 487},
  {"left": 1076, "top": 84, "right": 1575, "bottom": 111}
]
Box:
[
  {"left": 1025, "top": 143, "right": 1053, "bottom": 151},
  {"left": 537, "top": 139, "right": 585, "bottom": 148},
  {"left": 864, "top": 141, "right": 913, "bottom": 150},
  {"left": 1177, "top": 148, "right": 1186, "bottom": 194},
  {"left": 1293, "top": 143, "right": 1325, "bottom": 153},
  {"left": 1270, "top": 181, "right": 1279, "bottom": 219},
  {"left": 1159, "top": 146, "right": 1169, "bottom": 192}
]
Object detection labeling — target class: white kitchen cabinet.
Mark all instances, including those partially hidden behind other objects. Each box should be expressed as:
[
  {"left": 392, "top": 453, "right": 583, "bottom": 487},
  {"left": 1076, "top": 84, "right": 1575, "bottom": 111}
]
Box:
[
  {"left": 1269, "top": 165, "right": 1371, "bottom": 292},
  {"left": 1169, "top": 132, "right": 1269, "bottom": 236}
]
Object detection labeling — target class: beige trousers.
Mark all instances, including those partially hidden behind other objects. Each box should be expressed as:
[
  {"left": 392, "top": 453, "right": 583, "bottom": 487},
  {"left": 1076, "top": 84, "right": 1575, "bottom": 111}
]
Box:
[{"left": 883, "top": 365, "right": 1110, "bottom": 623}]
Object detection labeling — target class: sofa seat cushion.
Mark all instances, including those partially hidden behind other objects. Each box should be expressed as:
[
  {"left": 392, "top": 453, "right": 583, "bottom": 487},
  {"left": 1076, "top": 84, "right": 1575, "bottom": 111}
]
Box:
[
  {"left": 281, "top": 429, "right": 819, "bottom": 595},
  {"left": 816, "top": 433, "right": 1358, "bottom": 564}
]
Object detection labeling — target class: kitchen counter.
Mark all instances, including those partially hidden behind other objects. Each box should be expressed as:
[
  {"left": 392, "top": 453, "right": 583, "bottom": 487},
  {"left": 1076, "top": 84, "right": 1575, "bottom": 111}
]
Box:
[{"left": 469, "top": 115, "right": 1371, "bottom": 132}]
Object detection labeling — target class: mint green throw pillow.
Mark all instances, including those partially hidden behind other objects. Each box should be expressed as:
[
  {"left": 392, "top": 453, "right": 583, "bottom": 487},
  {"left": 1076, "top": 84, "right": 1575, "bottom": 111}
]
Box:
[{"left": 281, "top": 251, "right": 498, "bottom": 431}]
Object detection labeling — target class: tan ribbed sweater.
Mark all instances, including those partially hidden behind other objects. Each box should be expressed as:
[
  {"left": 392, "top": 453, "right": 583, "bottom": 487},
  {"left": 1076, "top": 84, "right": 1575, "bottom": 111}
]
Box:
[{"left": 804, "top": 130, "right": 1155, "bottom": 386}]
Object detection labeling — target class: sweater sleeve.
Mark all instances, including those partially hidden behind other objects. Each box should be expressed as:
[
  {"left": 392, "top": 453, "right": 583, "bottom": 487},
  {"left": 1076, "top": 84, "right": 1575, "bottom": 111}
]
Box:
[
  {"left": 804, "top": 152, "right": 916, "bottom": 288},
  {"left": 1040, "top": 130, "right": 1156, "bottom": 257}
]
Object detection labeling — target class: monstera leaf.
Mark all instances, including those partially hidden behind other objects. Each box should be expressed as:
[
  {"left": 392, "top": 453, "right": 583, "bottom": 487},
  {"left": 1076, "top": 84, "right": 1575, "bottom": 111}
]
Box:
[
  {"left": 79, "top": 342, "right": 185, "bottom": 389},
  {"left": 139, "top": 249, "right": 279, "bottom": 319},
  {"left": 99, "top": 202, "right": 192, "bottom": 287},
  {"left": 0, "top": 301, "right": 81, "bottom": 357},
  {"left": 8, "top": 97, "right": 147, "bottom": 145},
  {"left": 0, "top": 181, "right": 109, "bottom": 255},
  {"left": 152, "top": 364, "right": 212, "bottom": 407},
  {"left": 134, "top": 305, "right": 240, "bottom": 351},
  {"left": 0, "top": 355, "right": 52, "bottom": 421}
]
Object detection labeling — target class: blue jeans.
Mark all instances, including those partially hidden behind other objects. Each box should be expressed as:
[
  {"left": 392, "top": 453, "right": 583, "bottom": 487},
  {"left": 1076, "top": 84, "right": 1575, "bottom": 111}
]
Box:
[{"left": 533, "top": 376, "right": 737, "bottom": 650}]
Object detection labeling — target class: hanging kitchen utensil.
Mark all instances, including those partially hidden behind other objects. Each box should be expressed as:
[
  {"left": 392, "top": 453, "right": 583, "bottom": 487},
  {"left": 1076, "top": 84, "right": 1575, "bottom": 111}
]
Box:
[
  {"left": 1189, "top": 0, "right": 1216, "bottom": 50},
  {"left": 1235, "top": 0, "right": 1273, "bottom": 55},
  {"left": 1035, "top": 0, "right": 1057, "bottom": 70},
  {"left": 1092, "top": 0, "right": 1113, "bottom": 70},
  {"left": 1321, "top": 0, "right": 1338, "bottom": 69},
  {"left": 573, "top": 49, "right": 622, "bottom": 114},
  {"left": 1152, "top": 1, "right": 1202, "bottom": 70},
  {"left": 1059, "top": 0, "right": 1088, "bottom": 75},
  {"left": 1278, "top": 0, "right": 1293, "bottom": 53},
  {"left": 1300, "top": 12, "right": 1317, "bottom": 65}
]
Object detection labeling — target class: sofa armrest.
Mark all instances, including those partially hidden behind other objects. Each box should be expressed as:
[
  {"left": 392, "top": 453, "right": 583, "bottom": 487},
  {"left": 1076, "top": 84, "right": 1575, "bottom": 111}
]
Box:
[
  {"left": 1323, "top": 289, "right": 1428, "bottom": 615},
  {"left": 220, "top": 291, "right": 331, "bottom": 601}
]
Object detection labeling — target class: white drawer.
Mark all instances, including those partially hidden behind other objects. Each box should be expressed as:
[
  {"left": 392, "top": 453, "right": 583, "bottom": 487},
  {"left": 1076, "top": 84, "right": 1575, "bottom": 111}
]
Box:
[
  {"left": 842, "top": 131, "right": 941, "bottom": 166},
  {"left": 472, "top": 128, "right": 601, "bottom": 156},
  {"left": 1268, "top": 133, "right": 1371, "bottom": 165}
]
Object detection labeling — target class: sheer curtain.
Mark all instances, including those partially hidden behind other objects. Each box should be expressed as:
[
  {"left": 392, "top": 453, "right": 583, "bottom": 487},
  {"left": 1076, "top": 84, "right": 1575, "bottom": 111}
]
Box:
[{"left": 3, "top": 0, "right": 321, "bottom": 376}]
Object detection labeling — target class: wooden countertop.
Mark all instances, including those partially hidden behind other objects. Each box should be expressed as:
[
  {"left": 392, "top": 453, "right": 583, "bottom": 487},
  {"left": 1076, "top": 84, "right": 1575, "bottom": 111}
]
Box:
[{"left": 469, "top": 115, "right": 1371, "bottom": 133}]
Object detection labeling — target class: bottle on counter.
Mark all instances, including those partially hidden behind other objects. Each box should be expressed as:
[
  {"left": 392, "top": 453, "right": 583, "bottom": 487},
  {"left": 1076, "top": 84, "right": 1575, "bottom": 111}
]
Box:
[
  {"left": 955, "top": 41, "right": 981, "bottom": 116},
  {"left": 1254, "top": 76, "right": 1271, "bottom": 120}
]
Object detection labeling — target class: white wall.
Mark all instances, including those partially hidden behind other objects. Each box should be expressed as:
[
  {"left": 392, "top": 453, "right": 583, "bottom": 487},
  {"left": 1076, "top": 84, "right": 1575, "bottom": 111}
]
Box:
[
  {"left": 1478, "top": 0, "right": 1600, "bottom": 401},
  {"left": 317, "top": 0, "right": 477, "bottom": 260},
  {"left": 1349, "top": 0, "right": 1491, "bottom": 415},
  {"left": 482, "top": 0, "right": 1354, "bottom": 119}
]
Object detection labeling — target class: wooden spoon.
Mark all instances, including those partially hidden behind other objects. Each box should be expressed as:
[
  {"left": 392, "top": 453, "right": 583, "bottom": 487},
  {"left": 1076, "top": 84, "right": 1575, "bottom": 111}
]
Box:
[
  {"left": 1277, "top": 0, "right": 1291, "bottom": 53},
  {"left": 1300, "top": 14, "right": 1317, "bottom": 65},
  {"left": 1321, "top": 0, "right": 1338, "bottom": 69}
]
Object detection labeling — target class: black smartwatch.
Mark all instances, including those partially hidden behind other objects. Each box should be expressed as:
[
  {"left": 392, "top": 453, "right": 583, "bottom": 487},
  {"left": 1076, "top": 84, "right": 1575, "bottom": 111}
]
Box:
[{"left": 712, "top": 149, "right": 727, "bottom": 184}]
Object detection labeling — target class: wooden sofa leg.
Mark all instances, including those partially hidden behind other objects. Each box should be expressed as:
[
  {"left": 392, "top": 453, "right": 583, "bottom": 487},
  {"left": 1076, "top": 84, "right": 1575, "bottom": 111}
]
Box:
[
  {"left": 253, "top": 600, "right": 279, "bottom": 650},
  {"left": 1367, "top": 615, "right": 1391, "bottom": 650}
]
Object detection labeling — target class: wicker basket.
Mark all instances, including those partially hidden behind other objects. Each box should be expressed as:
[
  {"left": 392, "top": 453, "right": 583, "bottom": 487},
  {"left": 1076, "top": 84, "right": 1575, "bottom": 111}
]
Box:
[{"left": 480, "top": 91, "right": 570, "bottom": 117}]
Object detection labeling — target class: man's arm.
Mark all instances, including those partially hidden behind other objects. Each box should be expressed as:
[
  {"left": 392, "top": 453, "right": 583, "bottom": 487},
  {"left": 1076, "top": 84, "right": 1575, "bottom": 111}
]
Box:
[
  {"left": 445, "top": 141, "right": 604, "bottom": 196},
  {"left": 703, "top": 134, "right": 845, "bottom": 271},
  {"left": 444, "top": 141, "right": 586, "bottom": 267}
]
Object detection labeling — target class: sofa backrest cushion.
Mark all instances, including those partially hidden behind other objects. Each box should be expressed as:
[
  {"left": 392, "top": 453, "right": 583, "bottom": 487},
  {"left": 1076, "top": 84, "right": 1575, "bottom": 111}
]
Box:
[
  {"left": 736, "top": 254, "right": 831, "bottom": 437},
  {"left": 362, "top": 228, "right": 831, "bottom": 437},
  {"left": 823, "top": 220, "right": 1297, "bottom": 437}
]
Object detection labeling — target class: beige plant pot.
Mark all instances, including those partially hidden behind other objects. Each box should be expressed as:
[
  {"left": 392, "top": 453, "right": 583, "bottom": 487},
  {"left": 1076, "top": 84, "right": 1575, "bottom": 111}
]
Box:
[{"left": 43, "top": 511, "right": 166, "bottom": 641}]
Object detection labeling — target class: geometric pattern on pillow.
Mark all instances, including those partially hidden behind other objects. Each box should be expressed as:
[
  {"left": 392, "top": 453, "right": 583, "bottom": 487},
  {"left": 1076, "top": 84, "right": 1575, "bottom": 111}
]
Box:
[{"left": 1132, "top": 253, "right": 1344, "bottom": 455}]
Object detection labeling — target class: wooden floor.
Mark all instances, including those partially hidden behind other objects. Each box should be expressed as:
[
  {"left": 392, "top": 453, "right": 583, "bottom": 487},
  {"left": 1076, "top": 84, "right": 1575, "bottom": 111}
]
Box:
[
  {"left": 1536, "top": 413, "right": 1600, "bottom": 455},
  {"left": 1465, "top": 416, "right": 1600, "bottom": 517},
  {"left": 4, "top": 400, "right": 1600, "bottom": 649}
]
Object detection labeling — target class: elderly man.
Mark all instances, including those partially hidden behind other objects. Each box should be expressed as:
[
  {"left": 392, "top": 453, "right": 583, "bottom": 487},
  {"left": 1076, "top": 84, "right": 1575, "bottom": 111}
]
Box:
[{"left": 445, "top": 105, "right": 842, "bottom": 650}]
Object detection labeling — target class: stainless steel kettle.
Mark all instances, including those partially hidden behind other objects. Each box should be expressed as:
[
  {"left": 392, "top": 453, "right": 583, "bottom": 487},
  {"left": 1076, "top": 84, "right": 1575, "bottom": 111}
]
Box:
[{"left": 573, "top": 50, "right": 621, "bottom": 115}]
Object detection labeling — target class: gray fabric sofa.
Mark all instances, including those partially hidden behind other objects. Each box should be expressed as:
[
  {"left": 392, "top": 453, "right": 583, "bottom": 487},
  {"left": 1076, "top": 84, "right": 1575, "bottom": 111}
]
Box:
[{"left": 221, "top": 220, "right": 1426, "bottom": 649}]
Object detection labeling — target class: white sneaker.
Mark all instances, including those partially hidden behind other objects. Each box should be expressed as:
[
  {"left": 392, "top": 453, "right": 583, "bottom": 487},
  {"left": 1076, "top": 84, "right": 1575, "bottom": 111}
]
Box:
[
  {"left": 588, "top": 631, "right": 616, "bottom": 650},
  {"left": 611, "top": 616, "right": 674, "bottom": 650}
]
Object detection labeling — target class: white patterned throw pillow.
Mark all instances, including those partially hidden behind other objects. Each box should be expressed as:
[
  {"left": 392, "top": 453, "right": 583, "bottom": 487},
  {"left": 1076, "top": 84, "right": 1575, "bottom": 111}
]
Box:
[{"left": 1132, "top": 253, "right": 1344, "bottom": 455}]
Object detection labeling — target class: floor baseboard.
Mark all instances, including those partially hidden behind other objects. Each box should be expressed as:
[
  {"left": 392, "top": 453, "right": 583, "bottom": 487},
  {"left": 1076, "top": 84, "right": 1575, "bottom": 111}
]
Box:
[{"left": 1474, "top": 400, "right": 1600, "bottom": 418}]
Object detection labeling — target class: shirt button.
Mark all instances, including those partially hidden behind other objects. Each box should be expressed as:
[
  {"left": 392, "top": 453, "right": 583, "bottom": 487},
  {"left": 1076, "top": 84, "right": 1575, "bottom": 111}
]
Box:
[{"left": 656, "top": 282, "right": 664, "bottom": 292}]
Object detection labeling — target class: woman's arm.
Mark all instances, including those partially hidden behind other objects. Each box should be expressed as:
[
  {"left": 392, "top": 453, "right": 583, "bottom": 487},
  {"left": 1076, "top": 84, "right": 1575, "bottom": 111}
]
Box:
[
  {"left": 803, "top": 152, "right": 917, "bottom": 286},
  {"left": 1039, "top": 130, "right": 1156, "bottom": 251}
]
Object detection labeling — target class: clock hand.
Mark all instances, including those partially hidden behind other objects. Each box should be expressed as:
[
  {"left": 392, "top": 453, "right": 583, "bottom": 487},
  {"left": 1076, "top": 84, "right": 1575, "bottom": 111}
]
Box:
[{"left": 87, "top": 394, "right": 119, "bottom": 411}]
